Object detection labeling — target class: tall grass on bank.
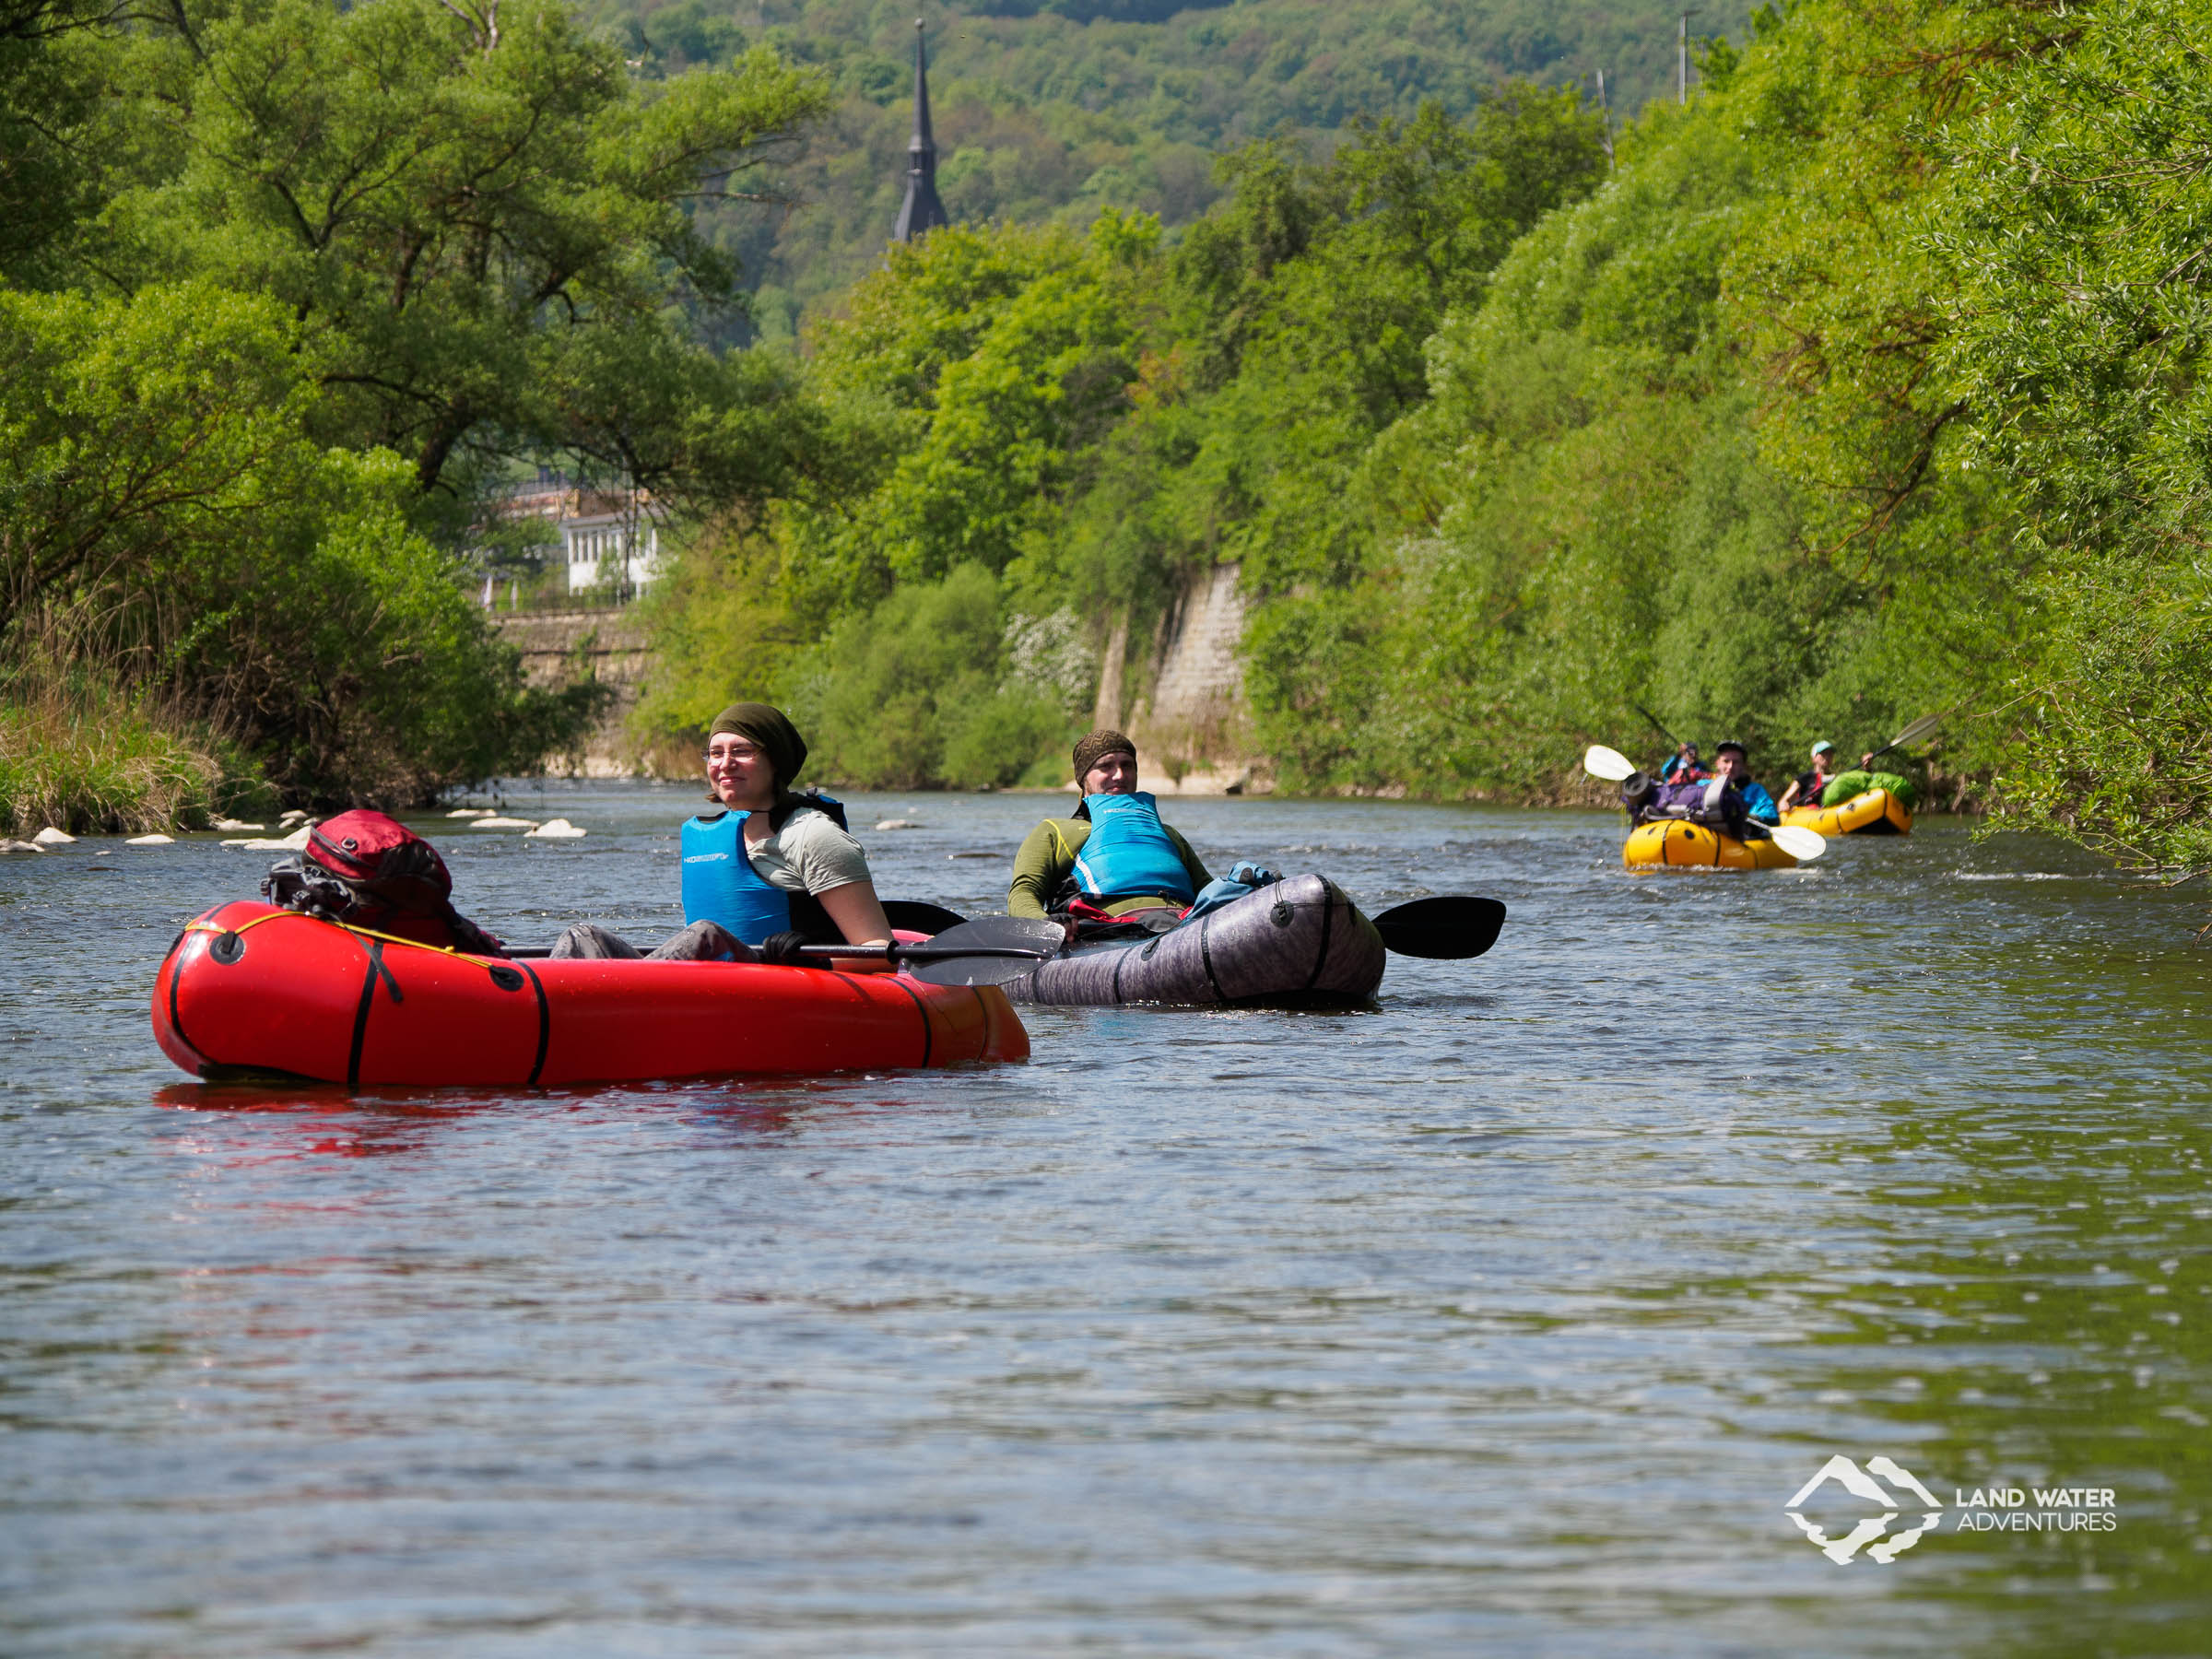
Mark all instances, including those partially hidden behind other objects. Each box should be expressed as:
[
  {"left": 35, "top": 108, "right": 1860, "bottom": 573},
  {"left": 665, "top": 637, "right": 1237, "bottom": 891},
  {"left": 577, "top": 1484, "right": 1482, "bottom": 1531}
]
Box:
[{"left": 0, "top": 677, "right": 273, "bottom": 836}]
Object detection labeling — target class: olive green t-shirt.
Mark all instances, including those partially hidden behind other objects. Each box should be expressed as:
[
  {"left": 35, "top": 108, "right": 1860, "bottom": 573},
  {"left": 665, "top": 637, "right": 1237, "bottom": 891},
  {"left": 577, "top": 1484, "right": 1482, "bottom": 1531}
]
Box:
[{"left": 743, "top": 806, "right": 872, "bottom": 895}]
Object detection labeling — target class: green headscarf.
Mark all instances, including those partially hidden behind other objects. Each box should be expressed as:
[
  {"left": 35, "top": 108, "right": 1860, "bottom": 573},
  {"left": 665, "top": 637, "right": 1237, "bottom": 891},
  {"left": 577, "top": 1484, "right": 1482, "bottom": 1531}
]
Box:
[{"left": 706, "top": 702, "right": 811, "bottom": 821}]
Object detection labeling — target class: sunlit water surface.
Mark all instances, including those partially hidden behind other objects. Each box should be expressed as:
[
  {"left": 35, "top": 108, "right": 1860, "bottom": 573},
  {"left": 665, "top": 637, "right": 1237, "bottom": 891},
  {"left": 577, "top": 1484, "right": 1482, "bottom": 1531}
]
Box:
[{"left": 3, "top": 783, "right": 2207, "bottom": 1656}]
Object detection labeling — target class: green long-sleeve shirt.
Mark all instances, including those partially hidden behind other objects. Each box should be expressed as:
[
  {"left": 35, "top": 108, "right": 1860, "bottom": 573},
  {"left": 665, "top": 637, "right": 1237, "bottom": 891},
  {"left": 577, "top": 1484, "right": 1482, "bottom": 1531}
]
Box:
[{"left": 1006, "top": 816, "right": 1214, "bottom": 920}]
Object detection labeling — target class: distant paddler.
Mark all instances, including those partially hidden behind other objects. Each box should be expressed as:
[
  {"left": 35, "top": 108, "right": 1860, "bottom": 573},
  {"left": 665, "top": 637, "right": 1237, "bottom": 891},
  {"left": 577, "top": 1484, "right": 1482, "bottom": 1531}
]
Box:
[
  {"left": 1778, "top": 715, "right": 1942, "bottom": 836},
  {"left": 1712, "top": 741, "right": 1781, "bottom": 825},
  {"left": 1775, "top": 740, "right": 1839, "bottom": 815},
  {"left": 1658, "top": 739, "right": 1708, "bottom": 784},
  {"left": 1006, "top": 729, "right": 1214, "bottom": 924},
  {"left": 1583, "top": 743, "right": 1828, "bottom": 863}
]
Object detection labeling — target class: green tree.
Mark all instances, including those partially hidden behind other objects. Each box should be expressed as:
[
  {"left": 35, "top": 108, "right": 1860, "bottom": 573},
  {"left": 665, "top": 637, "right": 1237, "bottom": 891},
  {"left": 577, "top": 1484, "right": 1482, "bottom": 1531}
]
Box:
[
  {"left": 0, "top": 0, "right": 116, "bottom": 283},
  {"left": 786, "top": 562, "right": 1070, "bottom": 789},
  {"left": 1926, "top": 0, "right": 2212, "bottom": 871},
  {"left": 80, "top": 0, "right": 830, "bottom": 504},
  {"left": 1048, "top": 88, "right": 1609, "bottom": 778},
  {"left": 0, "top": 281, "right": 591, "bottom": 804},
  {"left": 778, "top": 214, "right": 1157, "bottom": 621},
  {"left": 2, "top": 0, "right": 836, "bottom": 812},
  {"left": 1235, "top": 25, "right": 1999, "bottom": 796}
]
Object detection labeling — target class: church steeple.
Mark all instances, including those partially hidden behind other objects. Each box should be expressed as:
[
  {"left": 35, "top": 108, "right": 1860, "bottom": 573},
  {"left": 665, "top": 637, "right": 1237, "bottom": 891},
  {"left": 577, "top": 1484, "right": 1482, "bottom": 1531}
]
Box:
[{"left": 892, "top": 18, "right": 948, "bottom": 243}]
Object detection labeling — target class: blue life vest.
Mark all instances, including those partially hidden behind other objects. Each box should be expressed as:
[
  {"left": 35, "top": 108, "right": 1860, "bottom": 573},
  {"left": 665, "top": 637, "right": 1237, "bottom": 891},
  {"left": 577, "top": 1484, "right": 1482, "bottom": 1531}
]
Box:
[
  {"left": 680, "top": 811, "right": 792, "bottom": 945},
  {"left": 1073, "top": 792, "right": 1194, "bottom": 904}
]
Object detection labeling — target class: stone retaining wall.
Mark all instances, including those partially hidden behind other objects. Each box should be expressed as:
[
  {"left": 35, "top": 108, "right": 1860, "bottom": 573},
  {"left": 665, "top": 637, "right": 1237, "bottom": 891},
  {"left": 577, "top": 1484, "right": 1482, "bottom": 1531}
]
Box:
[
  {"left": 495, "top": 568, "right": 1268, "bottom": 792},
  {"left": 494, "top": 608, "right": 653, "bottom": 777},
  {"left": 1093, "top": 562, "right": 1265, "bottom": 794}
]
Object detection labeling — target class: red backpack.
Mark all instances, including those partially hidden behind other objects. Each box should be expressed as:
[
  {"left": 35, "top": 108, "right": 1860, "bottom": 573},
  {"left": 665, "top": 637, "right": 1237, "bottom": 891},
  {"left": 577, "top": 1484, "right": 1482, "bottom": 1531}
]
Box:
[{"left": 263, "top": 809, "right": 504, "bottom": 955}]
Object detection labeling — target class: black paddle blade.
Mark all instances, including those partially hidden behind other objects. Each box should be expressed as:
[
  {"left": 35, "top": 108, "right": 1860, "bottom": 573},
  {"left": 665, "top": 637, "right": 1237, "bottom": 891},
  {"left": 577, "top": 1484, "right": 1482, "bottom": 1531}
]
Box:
[
  {"left": 905, "top": 916, "right": 1065, "bottom": 986},
  {"left": 883, "top": 900, "right": 969, "bottom": 936},
  {"left": 1370, "top": 895, "right": 1507, "bottom": 960}
]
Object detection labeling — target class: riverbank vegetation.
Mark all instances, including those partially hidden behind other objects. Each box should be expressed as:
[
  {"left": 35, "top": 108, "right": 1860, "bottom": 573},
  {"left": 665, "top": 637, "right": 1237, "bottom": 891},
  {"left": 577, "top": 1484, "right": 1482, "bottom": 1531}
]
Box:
[
  {"left": 0, "top": 669, "right": 271, "bottom": 837},
  {"left": 10, "top": 0, "right": 2211, "bottom": 884}
]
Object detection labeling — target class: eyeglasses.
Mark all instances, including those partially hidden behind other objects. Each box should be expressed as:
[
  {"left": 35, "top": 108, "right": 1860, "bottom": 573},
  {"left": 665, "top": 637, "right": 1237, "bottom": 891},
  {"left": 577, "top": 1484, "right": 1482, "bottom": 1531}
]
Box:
[{"left": 703, "top": 744, "right": 764, "bottom": 766}]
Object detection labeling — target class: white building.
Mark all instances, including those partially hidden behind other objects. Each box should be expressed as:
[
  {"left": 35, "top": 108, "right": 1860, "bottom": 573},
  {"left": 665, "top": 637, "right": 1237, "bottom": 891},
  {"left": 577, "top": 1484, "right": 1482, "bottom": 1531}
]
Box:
[
  {"left": 559, "top": 499, "right": 662, "bottom": 596},
  {"left": 485, "top": 477, "right": 665, "bottom": 600}
]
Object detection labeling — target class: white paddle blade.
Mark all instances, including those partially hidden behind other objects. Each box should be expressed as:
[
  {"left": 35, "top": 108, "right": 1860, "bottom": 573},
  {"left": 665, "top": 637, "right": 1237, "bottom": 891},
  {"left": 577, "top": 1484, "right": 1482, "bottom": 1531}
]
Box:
[
  {"left": 1883, "top": 712, "right": 1943, "bottom": 751},
  {"left": 1583, "top": 744, "right": 1637, "bottom": 782},
  {"left": 1771, "top": 824, "right": 1828, "bottom": 862}
]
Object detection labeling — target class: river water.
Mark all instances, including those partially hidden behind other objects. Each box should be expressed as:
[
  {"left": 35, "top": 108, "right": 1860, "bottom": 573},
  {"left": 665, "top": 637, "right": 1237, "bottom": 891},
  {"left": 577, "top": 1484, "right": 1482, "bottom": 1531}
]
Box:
[{"left": 3, "top": 782, "right": 2206, "bottom": 1655}]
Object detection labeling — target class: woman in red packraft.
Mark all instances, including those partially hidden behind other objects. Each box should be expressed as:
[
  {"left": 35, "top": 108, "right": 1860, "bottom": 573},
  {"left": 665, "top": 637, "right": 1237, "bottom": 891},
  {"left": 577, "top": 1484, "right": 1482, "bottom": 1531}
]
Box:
[{"left": 549, "top": 701, "right": 893, "bottom": 964}]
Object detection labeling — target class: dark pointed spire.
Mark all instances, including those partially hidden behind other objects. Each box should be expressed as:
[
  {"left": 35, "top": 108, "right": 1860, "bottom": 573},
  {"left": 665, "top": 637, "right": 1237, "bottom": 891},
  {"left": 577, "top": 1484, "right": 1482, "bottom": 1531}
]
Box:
[{"left": 893, "top": 18, "right": 948, "bottom": 243}]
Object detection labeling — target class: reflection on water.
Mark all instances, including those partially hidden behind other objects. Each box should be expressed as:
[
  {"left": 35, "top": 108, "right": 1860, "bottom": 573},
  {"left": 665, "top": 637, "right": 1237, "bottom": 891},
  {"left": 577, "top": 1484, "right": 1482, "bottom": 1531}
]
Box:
[{"left": 3, "top": 782, "right": 2208, "bottom": 1654}]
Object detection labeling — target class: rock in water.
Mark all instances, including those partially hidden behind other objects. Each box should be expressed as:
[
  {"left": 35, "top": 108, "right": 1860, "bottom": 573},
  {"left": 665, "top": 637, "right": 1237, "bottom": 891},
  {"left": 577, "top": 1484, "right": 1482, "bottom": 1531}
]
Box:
[
  {"left": 125, "top": 833, "right": 175, "bottom": 845},
  {"left": 1, "top": 840, "right": 45, "bottom": 855},
  {"left": 525, "top": 818, "right": 587, "bottom": 839},
  {"left": 875, "top": 818, "right": 924, "bottom": 830},
  {"left": 33, "top": 827, "right": 74, "bottom": 845},
  {"left": 470, "top": 817, "right": 539, "bottom": 830}
]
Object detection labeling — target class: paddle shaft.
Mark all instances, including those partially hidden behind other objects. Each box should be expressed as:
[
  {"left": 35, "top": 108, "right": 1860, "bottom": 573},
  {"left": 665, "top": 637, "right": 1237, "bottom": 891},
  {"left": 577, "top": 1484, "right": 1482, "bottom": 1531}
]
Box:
[
  {"left": 500, "top": 899, "right": 1016, "bottom": 961},
  {"left": 1632, "top": 703, "right": 1681, "bottom": 749},
  {"left": 502, "top": 940, "right": 1054, "bottom": 964},
  {"left": 795, "top": 942, "right": 1049, "bottom": 963},
  {"left": 509, "top": 894, "right": 1505, "bottom": 966},
  {"left": 1861, "top": 712, "right": 1944, "bottom": 766}
]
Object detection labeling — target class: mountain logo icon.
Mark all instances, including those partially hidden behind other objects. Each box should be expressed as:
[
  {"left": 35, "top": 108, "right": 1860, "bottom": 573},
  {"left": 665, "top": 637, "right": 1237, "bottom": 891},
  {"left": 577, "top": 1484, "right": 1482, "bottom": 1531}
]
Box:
[{"left": 1783, "top": 1454, "right": 1944, "bottom": 1564}]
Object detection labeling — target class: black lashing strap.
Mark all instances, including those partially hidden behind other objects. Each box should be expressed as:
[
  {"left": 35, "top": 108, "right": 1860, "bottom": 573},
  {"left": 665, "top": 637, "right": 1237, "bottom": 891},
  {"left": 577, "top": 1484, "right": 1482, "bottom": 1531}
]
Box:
[
  {"left": 345, "top": 939, "right": 404, "bottom": 1091},
  {"left": 880, "top": 972, "right": 934, "bottom": 1068},
  {"left": 1300, "top": 883, "right": 1336, "bottom": 992},
  {"left": 1197, "top": 912, "right": 1224, "bottom": 1003},
  {"left": 366, "top": 939, "right": 405, "bottom": 1005},
  {"left": 518, "top": 959, "right": 549, "bottom": 1086},
  {"left": 169, "top": 908, "right": 233, "bottom": 1073},
  {"left": 166, "top": 932, "right": 203, "bottom": 1071},
  {"left": 345, "top": 951, "right": 376, "bottom": 1091}
]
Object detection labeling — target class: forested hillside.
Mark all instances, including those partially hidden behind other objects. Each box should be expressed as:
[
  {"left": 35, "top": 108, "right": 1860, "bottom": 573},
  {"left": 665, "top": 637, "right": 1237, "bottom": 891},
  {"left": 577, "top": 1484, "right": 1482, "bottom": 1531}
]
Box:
[
  {"left": 643, "top": 0, "right": 2212, "bottom": 881},
  {"left": 580, "top": 0, "right": 1742, "bottom": 336}
]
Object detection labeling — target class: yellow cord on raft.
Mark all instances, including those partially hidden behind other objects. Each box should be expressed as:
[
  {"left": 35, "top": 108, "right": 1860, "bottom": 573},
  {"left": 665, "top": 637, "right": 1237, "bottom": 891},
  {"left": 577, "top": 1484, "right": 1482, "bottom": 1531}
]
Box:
[{"left": 185, "top": 909, "right": 504, "bottom": 967}]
